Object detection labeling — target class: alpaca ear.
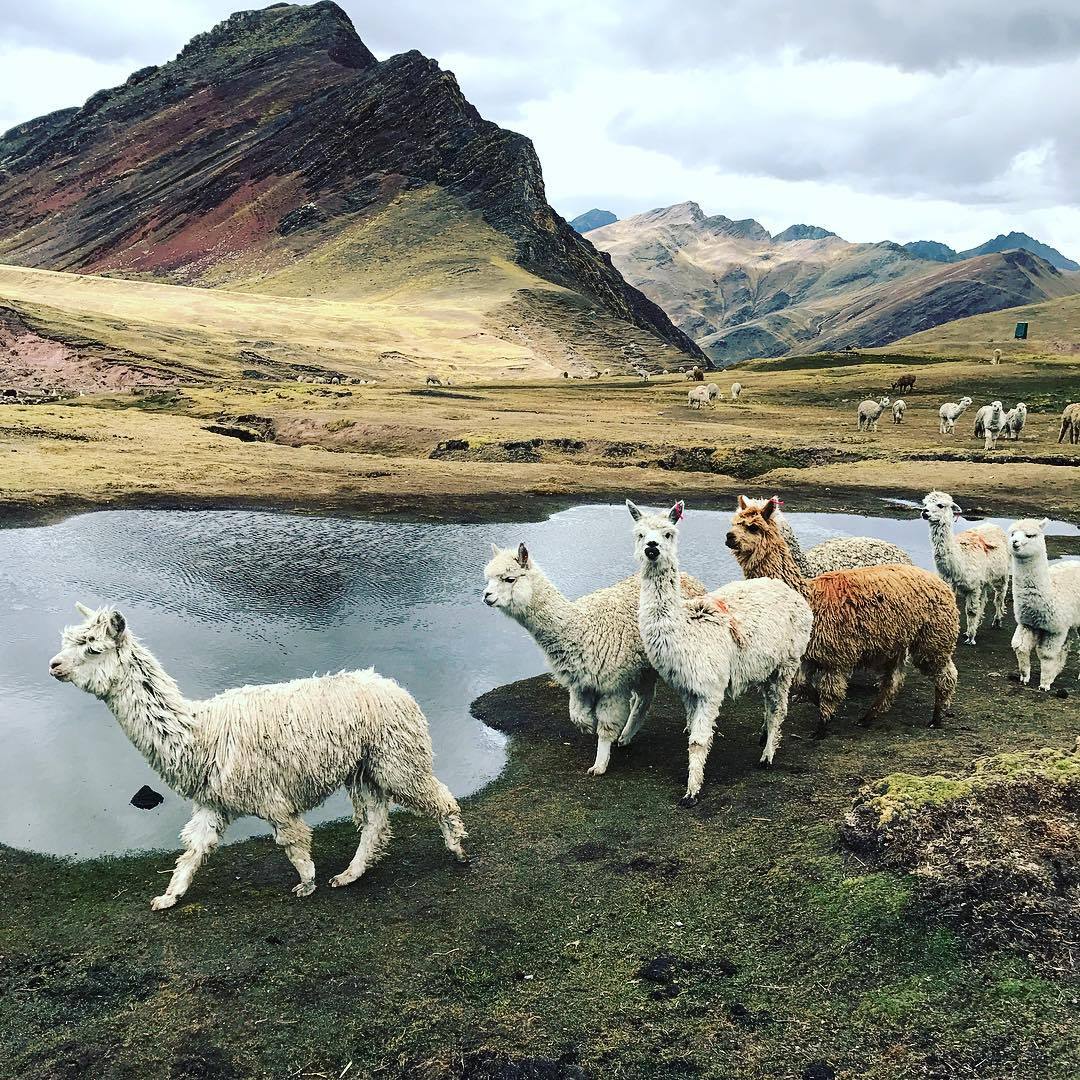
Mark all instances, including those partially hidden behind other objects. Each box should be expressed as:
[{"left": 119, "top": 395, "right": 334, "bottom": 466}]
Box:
[
  {"left": 626, "top": 500, "right": 642, "bottom": 521},
  {"left": 668, "top": 501, "right": 684, "bottom": 524},
  {"left": 1038, "top": 518, "right": 1050, "bottom": 531},
  {"left": 75, "top": 602, "right": 94, "bottom": 619},
  {"left": 516, "top": 543, "right": 530, "bottom": 568},
  {"left": 108, "top": 610, "right": 126, "bottom": 639},
  {"left": 490, "top": 542, "right": 500, "bottom": 556},
  {"left": 762, "top": 499, "right": 776, "bottom": 520},
  {"left": 737, "top": 495, "right": 749, "bottom": 510},
  {"left": 951, "top": 503, "right": 962, "bottom": 514}
]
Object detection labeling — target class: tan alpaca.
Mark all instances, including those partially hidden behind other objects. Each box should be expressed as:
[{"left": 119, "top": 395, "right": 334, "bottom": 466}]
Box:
[{"left": 725, "top": 496, "right": 959, "bottom": 736}]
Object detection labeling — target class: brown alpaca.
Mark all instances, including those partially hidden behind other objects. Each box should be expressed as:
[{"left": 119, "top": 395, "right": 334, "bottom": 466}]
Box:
[{"left": 725, "top": 496, "right": 959, "bottom": 735}]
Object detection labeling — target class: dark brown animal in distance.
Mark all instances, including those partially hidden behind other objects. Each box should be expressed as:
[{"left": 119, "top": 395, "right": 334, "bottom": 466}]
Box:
[
  {"left": 725, "top": 495, "right": 959, "bottom": 736},
  {"left": 890, "top": 374, "right": 916, "bottom": 393}
]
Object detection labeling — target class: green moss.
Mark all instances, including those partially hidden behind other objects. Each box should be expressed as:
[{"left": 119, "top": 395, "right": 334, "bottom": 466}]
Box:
[{"left": 864, "top": 774, "right": 975, "bottom": 824}]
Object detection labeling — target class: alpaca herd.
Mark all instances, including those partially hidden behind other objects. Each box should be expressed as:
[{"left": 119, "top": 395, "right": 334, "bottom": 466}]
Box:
[{"left": 51, "top": 495, "right": 1077, "bottom": 909}]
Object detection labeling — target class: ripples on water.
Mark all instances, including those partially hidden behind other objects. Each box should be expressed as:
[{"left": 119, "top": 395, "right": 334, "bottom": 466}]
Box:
[{"left": 1, "top": 504, "right": 1075, "bottom": 857}]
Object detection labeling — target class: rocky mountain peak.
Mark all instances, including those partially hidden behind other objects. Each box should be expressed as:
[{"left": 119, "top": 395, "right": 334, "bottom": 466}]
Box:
[{"left": 774, "top": 224, "right": 838, "bottom": 242}]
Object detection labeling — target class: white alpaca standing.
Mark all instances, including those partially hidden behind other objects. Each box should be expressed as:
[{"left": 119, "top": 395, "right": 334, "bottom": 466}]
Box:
[
  {"left": 921, "top": 491, "right": 1009, "bottom": 645},
  {"left": 1007, "top": 520, "right": 1080, "bottom": 691},
  {"left": 1002, "top": 403, "right": 1027, "bottom": 441},
  {"left": 626, "top": 500, "right": 813, "bottom": 805},
  {"left": 687, "top": 385, "right": 711, "bottom": 409},
  {"left": 857, "top": 396, "right": 890, "bottom": 431},
  {"left": 973, "top": 401, "right": 1007, "bottom": 449},
  {"left": 731, "top": 381, "right": 743, "bottom": 400},
  {"left": 483, "top": 544, "right": 703, "bottom": 776},
  {"left": 49, "top": 605, "right": 467, "bottom": 909},
  {"left": 939, "top": 397, "right": 973, "bottom": 434}
]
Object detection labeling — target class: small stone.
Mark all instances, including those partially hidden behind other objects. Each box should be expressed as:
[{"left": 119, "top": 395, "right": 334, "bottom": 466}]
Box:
[{"left": 130, "top": 785, "right": 164, "bottom": 810}]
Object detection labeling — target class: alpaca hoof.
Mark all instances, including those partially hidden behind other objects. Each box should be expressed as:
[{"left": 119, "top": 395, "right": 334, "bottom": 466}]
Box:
[
  {"left": 678, "top": 793, "right": 699, "bottom": 808},
  {"left": 329, "top": 873, "right": 355, "bottom": 889},
  {"left": 292, "top": 882, "right": 316, "bottom": 898},
  {"left": 150, "top": 894, "right": 177, "bottom": 911},
  {"left": 586, "top": 765, "right": 606, "bottom": 777},
  {"left": 755, "top": 756, "right": 773, "bottom": 770},
  {"left": 453, "top": 852, "right": 471, "bottom": 866}
]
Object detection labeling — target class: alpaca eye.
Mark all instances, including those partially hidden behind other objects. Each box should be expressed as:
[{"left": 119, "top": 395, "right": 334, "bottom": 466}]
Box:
[
  {"left": 501, "top": 576, "right": 515, "bottom": 584},
  {"left": 86, "top": 645, "right": 103, "bottom": 656}
]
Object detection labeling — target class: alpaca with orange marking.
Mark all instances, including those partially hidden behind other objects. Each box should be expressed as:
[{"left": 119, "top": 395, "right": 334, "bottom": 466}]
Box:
[
  {"left": 921, "top": 491, "right": 1010, "bottom": 645},
  {"left": 628, "top": 500, "right": 813, "bottom": 805},
  {"left": 726, "top": 496, "right": 959, "bottom": 737}
]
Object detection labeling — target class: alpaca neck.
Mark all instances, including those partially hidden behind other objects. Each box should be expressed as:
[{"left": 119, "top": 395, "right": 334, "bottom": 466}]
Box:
[
  {"left": 514, "top": 569, "right": 583, "bottom": 664},
  {"left": 103, "top": 638, "right": 200, "bottom": 792},
  {"left": 1012, "top": 551, "right": 1055, "bottom": 625},
  {"left": 638, "top": 557, "right": 685, "bottom": 633},
  {"left": 740, "top": 531, "right": 809, "bottom": 597},
  {"left": 927, "top": 518, "right": 963, "bottom": 579}
]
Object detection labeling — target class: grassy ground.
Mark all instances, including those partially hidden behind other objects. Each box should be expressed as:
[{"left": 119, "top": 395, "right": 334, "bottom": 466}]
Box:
[
  {"left": 2, "top": 353, "right": 1078, "bottom": 526},
  {"left": 3, "top": 610, "right": 1079, "bottom": 1080}
]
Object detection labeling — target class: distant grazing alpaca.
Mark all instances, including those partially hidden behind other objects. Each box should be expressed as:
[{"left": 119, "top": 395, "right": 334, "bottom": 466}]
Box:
[
  {"left": 425, "top": 374, "right": 442, "bottom": 386},
  {"left": 687, "top": 385, "right": 712, "bottom": 409},
  {"left": 731, "top": 381, "right": 743, "bottom": 400},
  {"left": 939, "top": 397, "right": 973, "bottom": 434},
  {"left": 739, "top": 496, "right": 911, "bottom": 576},
  {"left": 483, "top": 543, "right": 705, "bottom": 776},
  {"left": 628, "top": 500, "right": 812, "bottom": 804},
  {"left": 1007, "top": 519, "right": 1080, "bottom": 691},
  {"left": 1002, "top": 403, "right": 1027, "bottom": 440},
  {"left": 726, "top": 496, "right": 959, "bottom": 735},
  {"left": 973, "top": 401, "right": 1007, "bottom": 450},
  {"left": 891, "top": 399, "right": 906, "bottom": 424},
  {"left": 49, "top": 605, "right": 467, "bottom": 909},
  {"left": 1058, "top": 403, "right": 1080, "bottom": 444},
  {"left": 921, "top": 491, "right": 1009, "bottom": 644},
  {"left": 706, "top": 382, "right": 721, "bottom": 401},
  {"left": 857, "top": 396, "right": 890, "bottom": 431}
]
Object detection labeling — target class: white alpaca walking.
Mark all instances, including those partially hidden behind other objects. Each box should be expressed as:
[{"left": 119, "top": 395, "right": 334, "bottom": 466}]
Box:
[
  {"left": 921, "top": 491, "right": 1009, "bottom": 645},
  {"left": 1007, "top": 520, "right": 1080, "bottom": 691},
  {"left": 973, "top": 401, "right": 1007, "bottom": 450},
  {"left": 483, "top": 543, "right": 703, "bottom": 776},
  {"left": 626, "top": 500, "right": 813, "bottom": 805},
  {"left": 49, "top": 605, "right": 467, "bottom": 909},
  {"left": 939, "top": 397, "right": 973, "bottom": 434}
]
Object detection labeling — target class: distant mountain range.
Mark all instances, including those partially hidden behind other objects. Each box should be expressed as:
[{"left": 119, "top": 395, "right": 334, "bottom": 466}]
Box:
[
  {"left": 586, "top": 202, "right": 1080, "bottom": 364},
  {"left": 904, "top": 232, "right": 1080, "bottom": 272},
  {"left": 0, "top": 3, "right": 702, "bottom": 372},
  {"left": 570, "top": 209, "right": 618, "bottom": 233}
]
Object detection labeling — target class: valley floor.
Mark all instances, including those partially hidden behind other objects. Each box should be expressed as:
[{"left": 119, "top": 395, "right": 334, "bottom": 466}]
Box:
[
  {"left": 2, "top": 352, "right": 1078, "bottom": 525},
  {"left": 2, "top": 617, "right": 1078, "bottom": 1079}
]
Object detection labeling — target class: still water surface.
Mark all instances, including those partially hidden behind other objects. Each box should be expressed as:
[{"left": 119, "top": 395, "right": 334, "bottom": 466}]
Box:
[{"left": 1, "top": 504, "right": 1075, "bottom": 857}]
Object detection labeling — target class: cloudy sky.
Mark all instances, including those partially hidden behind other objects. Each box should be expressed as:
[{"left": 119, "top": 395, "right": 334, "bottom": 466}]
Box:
[{"left": 3, "top": 0, "right": 1079, "bottom": 255}]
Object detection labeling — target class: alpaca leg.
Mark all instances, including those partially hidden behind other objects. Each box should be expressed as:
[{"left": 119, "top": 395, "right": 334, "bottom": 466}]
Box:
[
  {"left": 759, "top": 664, "right": 795, "bottom": 766},
  {"left": 330, "top": 779, "right": 393, "bottom": 888},
  {"left": 965, "top": 591, "right": 986, "bottom": 645},
  {"left": 1036, "top": 632, "right": 1070, "bottom": 692},
  {"left": 151, "top": 806, "right": 230, "bottom": 911},
  {"left": 385, "top": 773, "right": 468, "bottom": 864},
  {"left": 1012, "top": 624, "right": 1036, "bottom": 684},
  {"left": 991, "top": 581, "right": 1009, "bottom": 627},
  {"left": 930, "top": 659, "right": 958, "bottom": 727},
  {"left": 619, "top": 669, "right": 658, "bottom": 746},
  {"left": 568, "top": 687, "right": 595, "bottom": 735},
  {"left": 588, "top": 695, "right": 631, "bottom": 776},
  {"left": 857, "top": 656, "right": 906, "bottom": 726},
  {"left": 271, "top": 816, "right": 317, "bottom": 897},
  {"left": 813, "top": 669, "right": 850, "bottom": 738},
  {"left": 681, "top": 697, "right": 720, "bottom": 806}
]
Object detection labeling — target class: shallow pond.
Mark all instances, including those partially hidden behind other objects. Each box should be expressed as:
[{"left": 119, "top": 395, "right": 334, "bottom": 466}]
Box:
[{"left": 1, "top": 503, "right": 1076, "bottom": 857}]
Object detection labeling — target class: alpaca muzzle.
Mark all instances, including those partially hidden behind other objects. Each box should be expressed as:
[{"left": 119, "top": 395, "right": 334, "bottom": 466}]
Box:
[
  {"left": 644, "top": 542, "right": 660, "bottom": 561},
  {"left": 49, "top": 656, "right": 69, "bottom": 680}
]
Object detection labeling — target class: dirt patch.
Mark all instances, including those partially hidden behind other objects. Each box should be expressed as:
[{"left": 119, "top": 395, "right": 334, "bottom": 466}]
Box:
[
  {"left": 840, "top": 741, "right": 1080, "bottom": 972},
  {"left": 203, "top": 414, "right": 276, "bottom": 443}
]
